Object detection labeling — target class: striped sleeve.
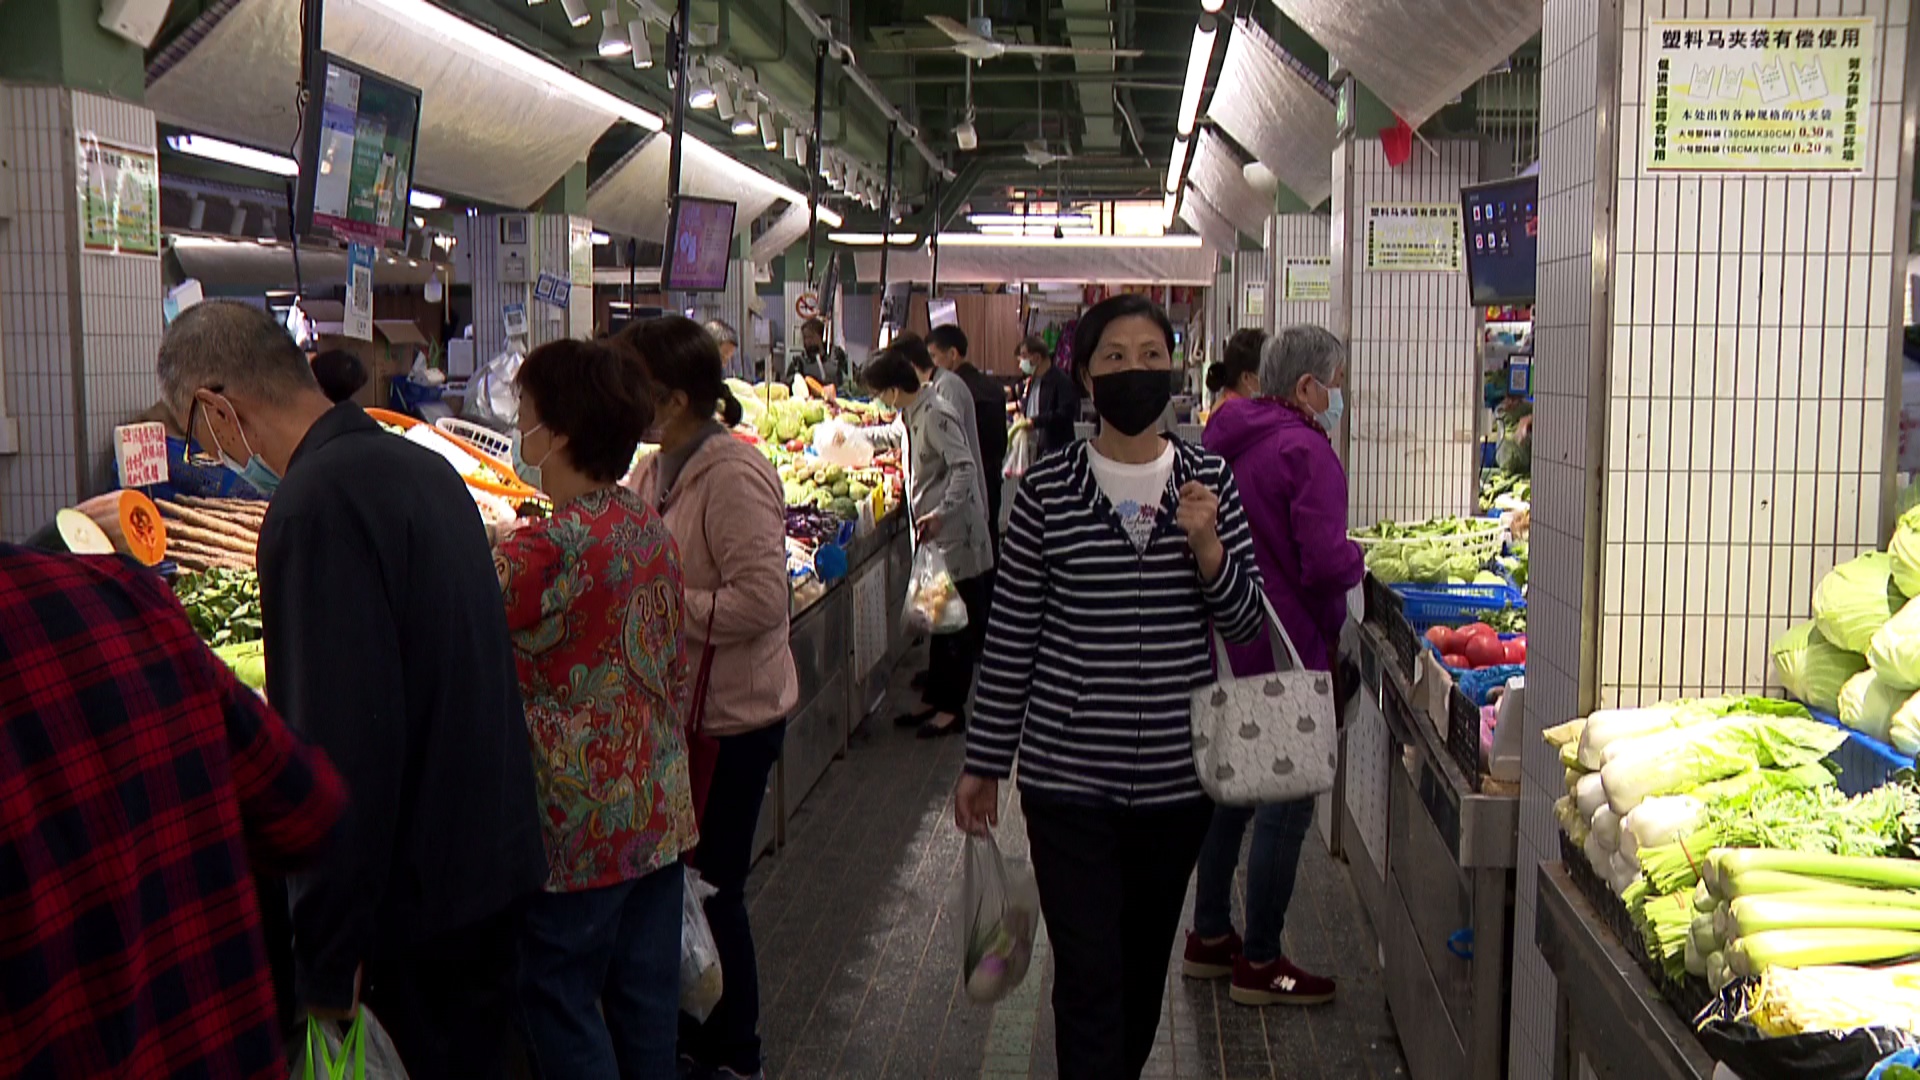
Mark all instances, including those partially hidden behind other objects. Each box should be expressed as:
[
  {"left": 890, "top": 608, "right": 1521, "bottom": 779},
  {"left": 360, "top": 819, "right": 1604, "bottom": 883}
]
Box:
[
  {"left": 965, "top": 474, "right": 1046, "bottom": 780},
  {"left": 1201, "top": 463, "right": 1264, "bottom": 645}
]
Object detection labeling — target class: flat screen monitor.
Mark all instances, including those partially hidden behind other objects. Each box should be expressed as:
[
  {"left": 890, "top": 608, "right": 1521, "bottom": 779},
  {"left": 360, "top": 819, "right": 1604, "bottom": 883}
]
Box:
[
  {"left": 664, "top": 196, "right": 737, "bottom": 292},
  {"left": 1460, "top": 175, "right": 1539, "bottom": 306},
  {"left": 296, "top": 54, "right": 422, "bottom": 250},
  {"left": 928, "top": 297, "right": 958, "bottom": 328}
]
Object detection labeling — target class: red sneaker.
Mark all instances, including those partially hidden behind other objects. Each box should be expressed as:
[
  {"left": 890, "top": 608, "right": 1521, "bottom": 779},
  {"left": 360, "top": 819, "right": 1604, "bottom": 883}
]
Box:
[
  {"left": 1229, "top": 955, "right": 1336, "bottom": 1006},
  {"left": 1181, "top": 930, "right": 1241, "bottom": 980}
]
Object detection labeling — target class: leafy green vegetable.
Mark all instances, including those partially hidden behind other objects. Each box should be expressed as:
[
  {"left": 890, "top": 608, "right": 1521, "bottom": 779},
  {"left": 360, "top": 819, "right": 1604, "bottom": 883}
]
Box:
[
  {"left": 1839, "top": 670, "right": 1909, "bottom": 743},
  {"left": 1892, "top": 507, "right": 1920, "bottom": 598},
  {"left": 1770, "top": 621, "right": 1867, "bottom": 713},
  {"left": 1871, "top": 598, "right": 1920, "bottom": 690},
  {"left": 171, "top": 569, "right": 262, "bottom": 647},
  {"left": 1813, "top": 552, "right": 1906, "bottom": 653},
  {"left": 212, "top": 640, "right": 266, "bottom": 690},
  {"left": 1599, "top": 712, "right": 1848, "bottom": 814}
]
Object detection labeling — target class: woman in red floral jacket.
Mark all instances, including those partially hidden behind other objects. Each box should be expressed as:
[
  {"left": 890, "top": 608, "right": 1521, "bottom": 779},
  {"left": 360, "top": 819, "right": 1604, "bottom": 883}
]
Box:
[{"left": 494, "top": 338, "right": 697, "bottom": 1079}]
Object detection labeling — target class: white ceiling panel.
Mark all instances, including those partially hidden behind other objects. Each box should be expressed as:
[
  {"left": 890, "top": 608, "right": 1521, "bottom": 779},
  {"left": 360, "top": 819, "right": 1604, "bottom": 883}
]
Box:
[
  {"left": 852, "top": 241, "right": 1217, "bottom": 286},
  {"left": 585, "top": 135, "right": 785, "bottom": 245},
  {"left": 1189, "top": 130, "right": 1269, "bottom": 241},
  {"left": 1271, "top": 0, "right": 1542, "bottom": 128},
  {"left": 1177, "top": 190, "right": 1239, "bottom": 255},
  {"left": 1207, "top": 18, "right": 1334, "bottom": 208}
]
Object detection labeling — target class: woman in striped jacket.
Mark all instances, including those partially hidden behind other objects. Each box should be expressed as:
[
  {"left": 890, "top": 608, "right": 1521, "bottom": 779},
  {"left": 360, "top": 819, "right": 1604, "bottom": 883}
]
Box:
[{"left": 954, "top": 294, "right": 1265, "bottom": 1080}]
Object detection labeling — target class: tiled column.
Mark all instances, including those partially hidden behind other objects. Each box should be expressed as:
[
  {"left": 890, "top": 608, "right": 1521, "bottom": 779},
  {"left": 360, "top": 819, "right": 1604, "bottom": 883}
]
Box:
[
  {"left": 0, "top": 84, "right": 162, "bottom": 541},
  {"left": 1511, "top": 2, "right": 1917, "bottom": 1077},
  {"left": 1335, "top": 137, "right": 1482, "bottom": 527},
  {"left": 1272, "top": 213, "right": 1332, "bottom": 330}
]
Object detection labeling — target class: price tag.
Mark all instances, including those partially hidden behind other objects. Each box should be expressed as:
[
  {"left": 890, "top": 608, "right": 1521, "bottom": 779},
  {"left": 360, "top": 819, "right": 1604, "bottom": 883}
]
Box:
[{"left": 115, "top": 422, "right": 168, "bottom": 487}]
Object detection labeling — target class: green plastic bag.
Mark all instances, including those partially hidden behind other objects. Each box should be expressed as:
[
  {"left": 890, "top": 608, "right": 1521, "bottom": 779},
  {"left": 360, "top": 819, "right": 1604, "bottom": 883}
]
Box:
[{"left": 294, "top": 1008, "right": 408, "bottom": 1080}]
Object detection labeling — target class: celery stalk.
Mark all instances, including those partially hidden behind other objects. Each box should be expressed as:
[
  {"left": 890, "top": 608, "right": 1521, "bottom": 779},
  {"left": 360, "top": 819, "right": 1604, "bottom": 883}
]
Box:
[
  {"left": 1714, "top": 849, "right": 1920, "bottom": 893},
  {"left": 1726, "top": 928, "right": 1920, "bottom": 978},
  {"left": 1727, "top": 894, "right": 1920, "bottom": 939}
]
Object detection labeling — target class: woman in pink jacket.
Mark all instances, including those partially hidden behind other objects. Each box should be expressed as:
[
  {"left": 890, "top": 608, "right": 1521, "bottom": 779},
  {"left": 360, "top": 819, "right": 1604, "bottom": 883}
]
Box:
[{"left": 620, "top": 316, "right": 798, "bottom": 1080}]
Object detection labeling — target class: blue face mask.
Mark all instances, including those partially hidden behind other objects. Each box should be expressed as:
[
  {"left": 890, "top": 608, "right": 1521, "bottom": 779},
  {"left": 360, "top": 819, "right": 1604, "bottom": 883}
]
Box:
[
  {"left": 1317, "top": 387, "right": 1345, "bottom": 432},
  {"left": 204, "top": 395, "right": 282, "bottom": 496},
  {"left": 512, "top": 424, "right": 550, "bottom": 490}
]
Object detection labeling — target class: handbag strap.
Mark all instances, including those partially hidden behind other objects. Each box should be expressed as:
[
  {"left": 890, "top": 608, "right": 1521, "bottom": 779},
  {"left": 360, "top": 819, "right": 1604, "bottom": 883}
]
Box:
[
  {"left": 1210, "top": 592, "right": 1309, "bottom": 675},
  {"left": 688, "top": 609, "right": 718, "bottom": 736}
]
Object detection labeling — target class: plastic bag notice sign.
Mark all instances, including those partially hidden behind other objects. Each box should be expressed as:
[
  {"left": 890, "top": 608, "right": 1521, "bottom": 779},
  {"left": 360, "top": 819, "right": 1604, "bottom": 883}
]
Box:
[
  {"left": 345, "top": 244, "right": 376, "bottom": 342},
  {"left": 115, "top": 422, "right": 168, "bottom": 487},
  {"left": 76, "top": 134, "right": 160, "bottom": 257}
]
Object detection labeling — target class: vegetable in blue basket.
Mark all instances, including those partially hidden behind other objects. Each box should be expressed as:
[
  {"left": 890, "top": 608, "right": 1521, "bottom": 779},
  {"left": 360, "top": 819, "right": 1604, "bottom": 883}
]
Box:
[
  {"left": 1771, "top": 620, "right": 1868, "bottom": 713},
  {"left": 1814, "top": 552, "right": 1907, "bottom": 653}
]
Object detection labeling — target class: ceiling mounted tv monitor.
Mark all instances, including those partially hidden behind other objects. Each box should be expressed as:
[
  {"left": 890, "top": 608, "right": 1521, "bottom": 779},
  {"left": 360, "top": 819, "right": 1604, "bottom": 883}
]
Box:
[
  {"left": 1460, "top": 174, "right": 1539, "bottom": 306},
  {"left": 664, "top": 195, "right": 737, "bottom": 292},
  {"left": 295, "top": 53, "right": 422, "bottom": 251}
]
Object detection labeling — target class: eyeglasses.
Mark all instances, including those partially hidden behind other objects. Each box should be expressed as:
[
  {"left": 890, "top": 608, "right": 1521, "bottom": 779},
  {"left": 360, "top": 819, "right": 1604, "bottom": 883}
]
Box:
[{"left": 182, "top": 388, "right": 225, "bottom": 467}]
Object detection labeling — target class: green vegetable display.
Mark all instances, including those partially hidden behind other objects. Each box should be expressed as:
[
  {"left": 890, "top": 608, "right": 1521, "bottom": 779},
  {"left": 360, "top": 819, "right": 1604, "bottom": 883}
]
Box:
[
  {"left": 1892, "top": 506, "right": 1920, "bottom": 597},
  {"left": 172, "top": 568, "right": 262, "bottom": 646},
  {"left": 1479, "top": 468, "right": 1531, "bottom": 512},
  {"left": 1354, "top": 517, "right": 1502, "bottom": 585},
  {"left": 1813, "top": 552, "right": 1906, "bottom": 653},
  {"left": 213, "top": 640, "right": 266, "bottom": 690},
  {"left": 1771, "top": 621, "right": 1868, "bottom": 714},
  {"left": 1838, "top": 670, "right": 1909, "bottom": 743}
]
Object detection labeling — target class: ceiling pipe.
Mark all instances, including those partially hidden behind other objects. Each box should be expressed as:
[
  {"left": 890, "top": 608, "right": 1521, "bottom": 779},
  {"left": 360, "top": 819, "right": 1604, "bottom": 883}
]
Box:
[
  {"left": 892, "top": 72, "right": 1186, "bottom": 88},
  {"left": 780, "top": 0, "right": 952, "bottom": 180}
]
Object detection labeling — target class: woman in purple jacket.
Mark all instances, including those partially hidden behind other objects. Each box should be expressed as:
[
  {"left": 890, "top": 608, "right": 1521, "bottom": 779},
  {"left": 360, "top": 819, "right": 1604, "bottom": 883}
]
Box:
[{"left": 1183, "top": 324, "right": 1365, "bottom": 1006}]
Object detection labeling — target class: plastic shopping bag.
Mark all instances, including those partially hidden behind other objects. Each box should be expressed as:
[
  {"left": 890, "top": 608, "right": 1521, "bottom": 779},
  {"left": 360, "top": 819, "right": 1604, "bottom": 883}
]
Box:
[
  {"left": 292, "top": 1008, "right": 409, "bottom": 1080},
  {"left": 1003, "top": 422, "right": 1035, "bottom": 480},
  {"left": 681, "top": 870, "right": 725, "bottom": 1022},
  {"left": 903, "top": 544, "right": 969, "bottom": 635},
  {"left": 462, "top": 346, "right": 524, "bottom": 428},
  {"left": 953, "top": 834, "right": 1041, "bottom": 1005}
]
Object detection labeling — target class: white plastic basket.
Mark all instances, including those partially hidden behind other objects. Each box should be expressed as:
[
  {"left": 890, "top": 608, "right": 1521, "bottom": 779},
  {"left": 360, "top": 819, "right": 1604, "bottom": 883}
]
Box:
[{"left": 436, "top": 417, "right": 515, "bottom": 463}]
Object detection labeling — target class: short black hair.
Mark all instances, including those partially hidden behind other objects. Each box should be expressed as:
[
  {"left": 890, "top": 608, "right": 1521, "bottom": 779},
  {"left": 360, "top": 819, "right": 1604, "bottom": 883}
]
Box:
[
  {"left": 860, "top": 347, "right": 922, "bottom": 395},
  {"left": 1206, "top": 328, "right": 1266, "bottom": 394},
  {"left": 1018, "top": 334, "right": 1048, "bottom": 359},
  {"left": 1071, "top": 293, "right": 1176, "bottom": 390},
  {"left": 926, "top": 324, "right": 968, "bottom": 359},
  {"left": 514, "top": 338, "right": 655, "bottom": 483},
  {"left": 891, "top": 331, "right": 935, "bottom": 373},
  {"left": 616, "top": 315, "right": 743, "bottom": 428},
  {"left": 310, "top": 349, "right": 369, "bottom": 403},
  {"left": 802, "top": 317, "right": 826, "bottom": 337}
]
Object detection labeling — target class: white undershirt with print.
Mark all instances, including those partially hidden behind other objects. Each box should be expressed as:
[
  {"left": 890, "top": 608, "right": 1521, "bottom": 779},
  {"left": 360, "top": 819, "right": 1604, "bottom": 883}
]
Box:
[{"left": 1086, "top": 441, "right": 1175, "bottom": 552}]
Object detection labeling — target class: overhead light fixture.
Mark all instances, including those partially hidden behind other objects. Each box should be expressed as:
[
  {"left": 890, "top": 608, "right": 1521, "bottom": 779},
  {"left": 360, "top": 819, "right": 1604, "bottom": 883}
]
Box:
[
  {"left": 1163, "top": 191, "right": 1179, "bottom": 228},
  {"left": 408, "top": 189, "right": 445, "bottom": 210},
  {"left": 227, "top": 202, "right": 248, "bottom": 236},
  {"left": 714, "top": 82, "right": 736, "bottom": 121},
  {"left": 1201, "top": 0, "right": 1225, "bottom": 10},
  {"left": 760, "top": 111, "right": 779, "bottom": 151},
  {"left": 784, "top": 129, "right": 801, "bottom": 162},
  {"left": 597, "top": 6, "right": 630, "bottom": 56},
  {"left": 1177, "top": 18, "right": 1218, "bottom": 137},
  {"left": 357, "top": 0, "right": 661, "bottom": 128},
  {"left": 955, "top": 115, "right": 978, "bottom": 152},
  {"left": 187, "top": 197, "right": 207, "bottom": 230},
  {"left": 938, "top": 233, "right": 1203, "bottom": 249},
  {"left": 558, "top": 0, "right": 591, "bottom": 28},
  {"left": 688, "top": 64, "right": 716, "bottom": 109},
  {"left": 968, "top": 212, "right": 1095, "bottom": 229},
  {"left": 591, "top": 230, "right": 611, "bottom": 245},
  {"left": 732, "top": 98, "right": 759, "bottom": 136},
  {"left": 827, "top": 231, "right": 922, "bottom": 246},
  {"left": 166, "top": 134, "right": 298, "bottom": 176},
  {"left": 813, "top": 204, "right": 843, "bottom": 227},
  {"left": 818, "top": 152, "right": 832, "bottom": 180},
  {"left": 1166, "top": 136, "right": 1191, "bottom": 193},
  {"left": 628, "top": 21, "right": 652, "bottom": 67}
]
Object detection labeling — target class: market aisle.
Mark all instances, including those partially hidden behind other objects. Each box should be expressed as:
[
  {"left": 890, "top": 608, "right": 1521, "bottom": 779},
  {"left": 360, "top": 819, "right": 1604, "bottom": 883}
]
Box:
[{"left": 744, "top": 654, "right": 1410, "bottom": 1079}]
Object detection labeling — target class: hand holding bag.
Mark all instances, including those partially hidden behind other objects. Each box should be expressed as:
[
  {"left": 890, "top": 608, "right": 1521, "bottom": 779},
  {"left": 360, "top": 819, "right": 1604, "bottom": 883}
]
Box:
[{"left": 1191, "top": 596, "right": 1338, "bottom": 806}]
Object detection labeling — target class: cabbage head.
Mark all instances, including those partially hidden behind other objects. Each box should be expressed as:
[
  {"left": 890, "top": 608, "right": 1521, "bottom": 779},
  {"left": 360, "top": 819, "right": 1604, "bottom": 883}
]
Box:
[
  {"left": 1813, "top": 552, "right": 1905, "bottom": 653},
  {"left": 1366, "top": 546, "right": 1409, "bottom": 583},
  {"left": 1446, "top": 552, "right": 1484, "bottom": 581},
  {"left": 1891, "top": 692, "right": 1920, "bottom": 755},
  {"left": 1771, "top": 621, "right": 1868, "bottom": 712},
  {"left": 1406, "top": 546, "right": 1450, "bottom": 583},
  {"left": 1891, "top": 508, "right": 1920, "bottom": 598},
  {"left": 1869, "top": 597, "right": 1920, "bottom": 690},
  {"left": 1837, "top": 670, "right": 1907, "bottom": 744}
]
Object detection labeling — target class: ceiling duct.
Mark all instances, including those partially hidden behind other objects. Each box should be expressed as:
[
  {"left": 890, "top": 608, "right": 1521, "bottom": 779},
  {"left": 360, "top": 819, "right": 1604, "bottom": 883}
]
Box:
[
  {"left": 1177, "top": 188, "right": 1239, "bottom": 254},
  {"left": 1061, "top": 0, "right": 1121, "bottom": 152},
  {"left": 750, "top": 202, "right": 814, "bottom": 264},
  {"left": 1206, "top": 18, "right": 1334, "bottom": 208},
  {"left": 144, "top": 0, "right": 631, "bottom": 208},
  {"left": 1188, "top": 130, "right": 1269, "bottom": 241},
  {"left": 850, "top": 242, "right": 1215, "bottom": 286},
  {"left": 1270, "top": 0, "right": 1542, "bottom": 128},
  {"left": 587, "top": 134, "right": 782, "bottom": 244}
]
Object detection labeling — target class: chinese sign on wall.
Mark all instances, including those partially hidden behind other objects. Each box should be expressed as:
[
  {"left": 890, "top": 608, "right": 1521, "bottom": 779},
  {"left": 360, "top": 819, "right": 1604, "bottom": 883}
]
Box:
[
  {"left": 1646, "top": 18, "right": 1874, "bottom": 172},
  {"left": 1283, "top": 257, "right": 1333, "bottom": 301},
  {"left": 1365, "top": 205, "right": 1462, "bottom": 272},
  {"left": 77, "top": 135, "right": 160, "bottom": 256},
  {"left": 114, "top": 423, "right": 168, "bottom": 487},
  {"left": 1242, "top": 281, "right": 1267, "bottom": 319}
]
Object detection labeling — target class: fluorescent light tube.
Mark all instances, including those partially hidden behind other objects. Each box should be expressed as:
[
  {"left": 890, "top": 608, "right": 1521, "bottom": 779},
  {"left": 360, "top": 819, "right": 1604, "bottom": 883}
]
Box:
[
  {"left": 558, "top": 0, "right": 591, "bottom": 28},
  {"left": 1177, "top": 20, "right": 1217, "bottom": 136},
  {"left": 1166, "top": 136, "right": 1190, "bottom": 193},
  {"left": 167, "top": 134, "right": 298, "bottom": 176},
  {"left": 938, "top": 233, "right": 1203, "bottom": 249}
]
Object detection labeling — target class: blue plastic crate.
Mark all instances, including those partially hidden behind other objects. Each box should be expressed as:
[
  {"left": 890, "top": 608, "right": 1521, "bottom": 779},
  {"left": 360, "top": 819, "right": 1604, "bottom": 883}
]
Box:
[
  {"left": 1806, "top": 706, "right": 1910, "bottom": 794},
  {"left": 125, "top": 436, "right": 270, "bottom": 502},
  {"left": 1393, "top": 581, "right": 1527, "bottom": 629},
  {"left": 1422, "top": 633, "right": 1525, "bottom": 706}
]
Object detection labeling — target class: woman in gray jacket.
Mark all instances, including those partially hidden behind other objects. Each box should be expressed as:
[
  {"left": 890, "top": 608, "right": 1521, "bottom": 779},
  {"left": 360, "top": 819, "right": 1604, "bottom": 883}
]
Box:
[{"left": 863, "top": 343, "right": 995, "bottom": 738}]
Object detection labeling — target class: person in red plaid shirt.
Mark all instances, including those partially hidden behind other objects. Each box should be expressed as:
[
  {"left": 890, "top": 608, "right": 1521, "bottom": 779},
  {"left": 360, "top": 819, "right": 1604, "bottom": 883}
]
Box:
[{"left": 0, "top": 545, "right": 347, "bottom": 1078}]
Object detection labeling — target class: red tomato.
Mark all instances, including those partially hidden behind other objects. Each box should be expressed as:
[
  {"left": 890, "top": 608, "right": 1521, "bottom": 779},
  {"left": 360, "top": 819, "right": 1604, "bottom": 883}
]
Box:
[
  {"left": 1460, "top": 622, "right": 1499, "bottom": 641},
  {"left": 1425, "top": 626, "right": 1459, "bottom": 653},
  {"left": 1442, "top": 654, "right": 1472, "bottom": 670},
  {"left": 1463, "top": 635, "right": 1508, "bottom": 669},
  {"left": 1505, "top": 638, "right": 1528, "bottom": 664}
]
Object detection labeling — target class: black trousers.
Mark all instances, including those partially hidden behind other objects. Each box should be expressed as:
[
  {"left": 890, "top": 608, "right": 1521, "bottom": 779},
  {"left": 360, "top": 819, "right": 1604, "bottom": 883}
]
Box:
[
  {"left": 1023, "top": 795, "right": 1214, "bottom": 1080},
  {"left": 923, "top": 570, "right": 995, "bottom": 716},
  {"left": 681, "top": 720, "right": 787, "bottom": 1074},
  {"left": 363, "top": 905, "right": 524, "bottom": 1080}
]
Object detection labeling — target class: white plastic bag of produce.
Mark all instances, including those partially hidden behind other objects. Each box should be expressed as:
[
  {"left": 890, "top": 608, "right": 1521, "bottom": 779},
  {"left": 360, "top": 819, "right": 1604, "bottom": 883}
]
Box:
[
  {"left": 903, "top": 543, "right": 968, "bottom": 634},
  {"left": 464, "top": 346, "right": 525, "bottom": 428},
  {"left": 954, "top": 834, "right": 1040, "bottom": 1005},
  {"left": 680, "top": 870, "right": 724, "bottom": 1022}
]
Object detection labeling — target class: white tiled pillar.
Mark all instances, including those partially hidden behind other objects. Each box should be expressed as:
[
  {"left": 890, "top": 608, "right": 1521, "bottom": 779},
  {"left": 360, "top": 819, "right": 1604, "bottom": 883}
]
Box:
[
  {"left": 1338, "top": 138, "right": 1482, "bottom": 528},
  {"left": 0, "top": 84, "right": 162, "bottom": 541},
  {"left": 1272, "top": 213, "right": 1332, "bottom": 330},
  {"left": 1511, "top": 2, "right": 1917, "bottom": 1078}
]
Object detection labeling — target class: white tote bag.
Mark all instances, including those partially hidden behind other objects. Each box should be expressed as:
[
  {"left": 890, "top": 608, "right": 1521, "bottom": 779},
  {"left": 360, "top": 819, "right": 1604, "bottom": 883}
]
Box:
[{"left": 1191, "top": 597, "right": 1338, "bottom": 806}]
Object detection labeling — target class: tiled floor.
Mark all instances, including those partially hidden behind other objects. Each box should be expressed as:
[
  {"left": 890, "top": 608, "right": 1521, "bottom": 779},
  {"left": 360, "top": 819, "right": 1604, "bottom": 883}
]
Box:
[{"left": 744, "top": 656, "right": 1409, "bottom": 1079}]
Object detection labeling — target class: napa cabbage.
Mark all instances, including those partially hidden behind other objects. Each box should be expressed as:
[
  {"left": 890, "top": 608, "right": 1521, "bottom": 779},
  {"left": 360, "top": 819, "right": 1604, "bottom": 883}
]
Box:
[
  {"left": 1813, "top": 553, "right": 1905, "bottom": 653},
  {"left": 1771, "top": 621, "right": 1868, "bottom": 711}
]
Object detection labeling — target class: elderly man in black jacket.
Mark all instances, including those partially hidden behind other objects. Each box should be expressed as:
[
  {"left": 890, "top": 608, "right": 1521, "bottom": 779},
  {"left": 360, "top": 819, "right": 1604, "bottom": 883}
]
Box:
[
  {"left": 158, "top": 301, "right": 545, "bottom": 1080},
  {"left": 1017, "top": 334, "right": 1080, "bottom": 457},
  {"left": 926, "top": 324, "right": 1008, "bottom": 536}
]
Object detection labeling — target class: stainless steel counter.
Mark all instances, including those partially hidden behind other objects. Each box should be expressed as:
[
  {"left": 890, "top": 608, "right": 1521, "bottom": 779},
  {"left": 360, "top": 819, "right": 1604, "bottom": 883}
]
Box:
[{"left": 1535, "top": 862, "right": 1718, "bottom": 1080}]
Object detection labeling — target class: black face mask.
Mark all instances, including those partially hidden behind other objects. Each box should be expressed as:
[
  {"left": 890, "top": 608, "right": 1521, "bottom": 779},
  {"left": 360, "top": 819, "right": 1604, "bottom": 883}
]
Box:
[{"left": 1090, "top": 369, "right": 1172, "bottom": 437}]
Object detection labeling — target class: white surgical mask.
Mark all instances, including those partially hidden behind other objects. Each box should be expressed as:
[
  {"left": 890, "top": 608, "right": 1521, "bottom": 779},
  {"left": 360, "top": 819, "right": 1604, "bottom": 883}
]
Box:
[{"left": 1019, "top": 358, "right": 1036, "bottom": 376}]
